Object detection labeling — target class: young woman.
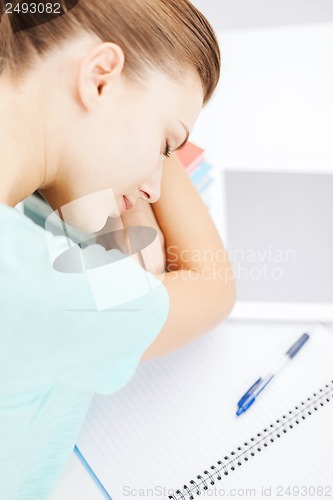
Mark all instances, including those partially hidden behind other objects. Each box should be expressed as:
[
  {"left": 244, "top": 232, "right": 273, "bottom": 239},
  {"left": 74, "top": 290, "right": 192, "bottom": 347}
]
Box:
[{"left": 0, "top": 0, "right": 236, "bottom": 497}]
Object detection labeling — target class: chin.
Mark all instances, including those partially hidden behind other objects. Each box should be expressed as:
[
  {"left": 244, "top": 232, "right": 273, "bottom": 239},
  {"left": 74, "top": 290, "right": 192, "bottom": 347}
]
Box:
[
  {"left": 56, "top": 188, "right": 122, "bottom": 233},
  {"left": 61, "top": 212, "right": 108, "bottom": 234}
]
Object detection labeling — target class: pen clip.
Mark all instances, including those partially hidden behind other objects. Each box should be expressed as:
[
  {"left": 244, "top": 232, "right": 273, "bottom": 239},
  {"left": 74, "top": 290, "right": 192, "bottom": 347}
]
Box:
[{"left": 237, "top": 377, "right": 262, "bottom": 407}]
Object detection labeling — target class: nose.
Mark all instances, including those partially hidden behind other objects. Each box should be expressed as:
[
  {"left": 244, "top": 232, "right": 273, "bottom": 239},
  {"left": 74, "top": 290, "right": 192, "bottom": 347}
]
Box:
[{"left": 138, "top": 157, "right": 164, "bottom": 204}]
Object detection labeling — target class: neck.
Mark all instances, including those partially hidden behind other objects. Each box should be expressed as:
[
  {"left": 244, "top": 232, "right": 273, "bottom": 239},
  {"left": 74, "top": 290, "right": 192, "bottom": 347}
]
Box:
[{"left": 0, "top": 76, "right": 51, "bottom": 207}]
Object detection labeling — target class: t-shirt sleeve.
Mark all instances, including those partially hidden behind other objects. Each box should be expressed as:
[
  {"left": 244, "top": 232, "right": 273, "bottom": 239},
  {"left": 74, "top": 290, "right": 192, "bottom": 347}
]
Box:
[{"left": 0, "top": 210, "right": 169, "bottom": 396}]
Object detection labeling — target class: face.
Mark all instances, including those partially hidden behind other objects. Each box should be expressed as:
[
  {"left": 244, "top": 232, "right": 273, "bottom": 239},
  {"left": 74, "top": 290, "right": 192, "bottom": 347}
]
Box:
[{"left": 40, "top": 37, "right": 203, "bottom": 232}]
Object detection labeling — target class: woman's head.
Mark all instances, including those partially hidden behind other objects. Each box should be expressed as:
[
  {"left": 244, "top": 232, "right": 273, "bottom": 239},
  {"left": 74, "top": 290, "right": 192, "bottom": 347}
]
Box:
[{"left": 0, "top": 0, "right": 221, "bottom": 231}]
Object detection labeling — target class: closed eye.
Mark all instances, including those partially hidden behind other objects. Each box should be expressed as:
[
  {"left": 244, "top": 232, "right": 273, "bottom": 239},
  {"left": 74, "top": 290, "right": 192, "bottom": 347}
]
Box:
[{"left": 163, "top": 140, "right": 171, "bottom": 158}]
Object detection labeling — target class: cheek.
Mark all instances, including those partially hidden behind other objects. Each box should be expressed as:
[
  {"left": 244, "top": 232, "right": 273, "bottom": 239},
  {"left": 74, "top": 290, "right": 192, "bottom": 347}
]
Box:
[
  {"left": 121, "top": 135, "right": 161, "bottom": 185},
  {"left": 87, "top": 115, "right": 162, "bottom": 193}
]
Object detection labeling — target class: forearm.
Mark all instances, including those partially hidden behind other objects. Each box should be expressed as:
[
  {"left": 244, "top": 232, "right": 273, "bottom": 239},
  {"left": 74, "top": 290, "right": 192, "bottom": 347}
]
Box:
[
  {"left": 143, "top": 154, "right": 236, "bottom": 360},
  {"left": 120, "top": 153, "right": 236, "bottom": 360},
  {"left": 152, "top": 153, "right": 233, "bottom": 281},
  {"left": 141, "top": 265, "right": 235, "bottom": 360}
]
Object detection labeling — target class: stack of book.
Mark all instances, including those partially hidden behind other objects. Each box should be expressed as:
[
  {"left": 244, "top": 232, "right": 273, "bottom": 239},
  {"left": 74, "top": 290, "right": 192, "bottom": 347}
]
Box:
[{"left": 175, "top": 141, "right": 213, "bottom": 207}]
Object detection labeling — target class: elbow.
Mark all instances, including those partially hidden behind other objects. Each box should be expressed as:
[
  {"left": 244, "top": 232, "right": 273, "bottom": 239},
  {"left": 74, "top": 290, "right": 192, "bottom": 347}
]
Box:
[
  {"left": 226, "top": 277, "right": 237, "bottom": 317},
  {"left": 210, "top": 263, "right": 237, "bottom": 322},
  {"left": 222, "top": 275, "right": 237, "bottom": 320}
]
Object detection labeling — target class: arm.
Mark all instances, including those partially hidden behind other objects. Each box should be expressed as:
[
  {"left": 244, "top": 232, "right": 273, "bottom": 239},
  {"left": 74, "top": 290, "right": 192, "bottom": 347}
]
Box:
[
  {"left": 122, "top": 153, "right": 236, "bottom": 361},
  {"left": 120, "top": 197, "right": 167, "bottom": 276}
]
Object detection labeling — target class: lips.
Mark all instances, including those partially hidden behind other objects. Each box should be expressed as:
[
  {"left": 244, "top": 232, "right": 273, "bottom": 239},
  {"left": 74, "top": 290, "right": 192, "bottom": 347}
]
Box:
[
  {"left": 123, "top": 196, "right": 134, "bottom": 210},
  {"left": 120, "top": 196, "right": 134, "bottom": 215},
  {"left": 120, "top": 197, "right": 126, "bottom": 215}
]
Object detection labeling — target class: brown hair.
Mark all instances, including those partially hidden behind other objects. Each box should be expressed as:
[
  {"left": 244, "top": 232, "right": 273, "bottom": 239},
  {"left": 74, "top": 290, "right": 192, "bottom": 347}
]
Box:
[{"left": 0, "top": 0, "right": 221, "bottom": 104}]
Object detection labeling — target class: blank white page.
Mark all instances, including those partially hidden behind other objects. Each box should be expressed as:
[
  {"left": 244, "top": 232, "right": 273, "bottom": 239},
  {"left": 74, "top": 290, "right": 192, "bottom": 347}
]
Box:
[{"left": 76, "top": 322, "right": 333, "bottom": 500}]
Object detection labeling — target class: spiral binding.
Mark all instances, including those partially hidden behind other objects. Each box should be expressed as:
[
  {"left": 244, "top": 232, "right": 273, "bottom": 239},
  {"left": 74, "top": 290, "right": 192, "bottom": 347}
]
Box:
[{"left": 168, "top": 380, "right": 333, "bottom": 500}]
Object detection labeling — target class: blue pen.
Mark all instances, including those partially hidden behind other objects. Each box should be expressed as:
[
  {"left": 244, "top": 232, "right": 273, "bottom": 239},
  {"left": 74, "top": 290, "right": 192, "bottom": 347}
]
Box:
[{"left": 236, "top": 333, "right": 310, "bottom": 416}]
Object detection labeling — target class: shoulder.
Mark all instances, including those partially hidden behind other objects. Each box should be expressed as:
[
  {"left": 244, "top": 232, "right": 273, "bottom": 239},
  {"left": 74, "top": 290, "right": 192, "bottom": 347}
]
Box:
[{"left": 0, "top": 204, "right": 169, "bottom": 393}]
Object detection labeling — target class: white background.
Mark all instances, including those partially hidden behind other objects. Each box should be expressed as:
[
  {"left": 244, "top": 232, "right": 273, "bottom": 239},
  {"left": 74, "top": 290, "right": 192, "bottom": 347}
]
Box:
[
  {"left": 191, "top": 0, "right": 333, "bottom": 31},
  {"left": 189, "top": 1, "right": 333, "bottom": 172}
]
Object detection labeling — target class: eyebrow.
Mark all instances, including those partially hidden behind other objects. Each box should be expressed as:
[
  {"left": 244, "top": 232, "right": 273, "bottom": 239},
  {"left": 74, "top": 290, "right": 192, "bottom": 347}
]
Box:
[{"left": 174, "top": 121, "right": 190, "bottom": 151}]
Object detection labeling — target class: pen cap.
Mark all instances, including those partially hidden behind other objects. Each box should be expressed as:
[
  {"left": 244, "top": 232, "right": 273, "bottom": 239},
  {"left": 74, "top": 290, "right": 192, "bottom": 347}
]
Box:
[{"left": 286, "top": 333, "right": 310, "bottom": 358}]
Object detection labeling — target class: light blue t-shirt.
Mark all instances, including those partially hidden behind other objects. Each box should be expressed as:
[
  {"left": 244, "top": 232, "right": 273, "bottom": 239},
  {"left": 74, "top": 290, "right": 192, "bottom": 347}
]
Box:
[{"left": 0, "top": 203, "right": 169, "bottom": 500}]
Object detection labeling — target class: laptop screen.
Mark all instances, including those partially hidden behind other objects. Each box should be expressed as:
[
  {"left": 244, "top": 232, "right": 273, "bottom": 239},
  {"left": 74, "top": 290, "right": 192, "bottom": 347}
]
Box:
[{"left": 223, "top": 171, "right": 333, "bottom": 303}]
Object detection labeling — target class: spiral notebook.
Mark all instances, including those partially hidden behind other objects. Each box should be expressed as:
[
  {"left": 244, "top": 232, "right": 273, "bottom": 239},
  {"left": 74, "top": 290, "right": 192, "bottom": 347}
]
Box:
[{"left": 75, "top": 322, "right": 333, "bottom": 499}]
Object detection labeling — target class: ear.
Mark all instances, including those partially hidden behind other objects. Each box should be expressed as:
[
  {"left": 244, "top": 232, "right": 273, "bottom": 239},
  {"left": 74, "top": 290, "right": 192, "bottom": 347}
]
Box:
[{"left": 77, "top": 42, "right": 125, "bottom": 111}]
